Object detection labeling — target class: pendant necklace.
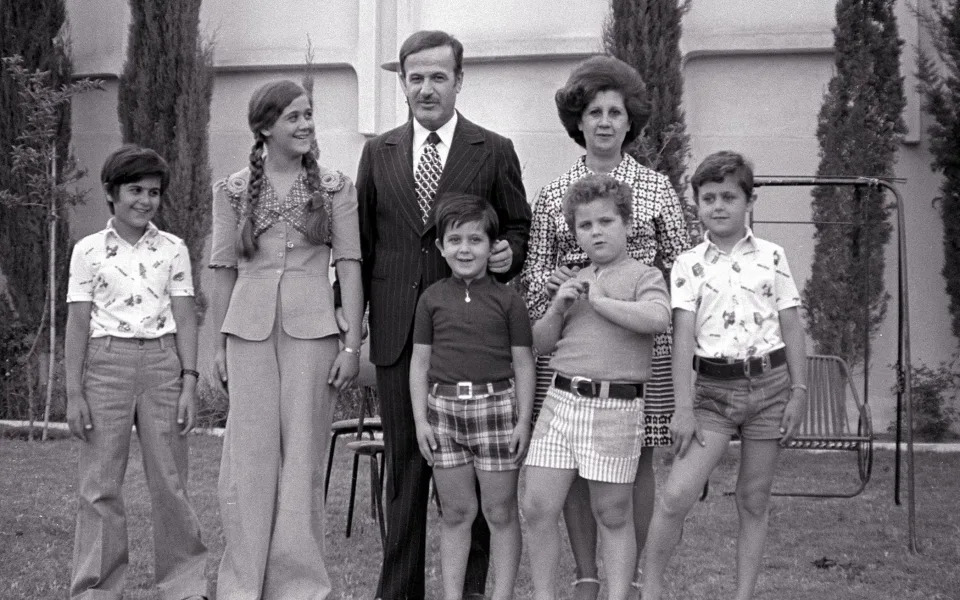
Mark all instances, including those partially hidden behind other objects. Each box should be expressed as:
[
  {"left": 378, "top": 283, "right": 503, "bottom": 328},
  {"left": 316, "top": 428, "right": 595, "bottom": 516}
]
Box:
[{"left": 464, "top": 286, "right": 471, "bottom": 303}]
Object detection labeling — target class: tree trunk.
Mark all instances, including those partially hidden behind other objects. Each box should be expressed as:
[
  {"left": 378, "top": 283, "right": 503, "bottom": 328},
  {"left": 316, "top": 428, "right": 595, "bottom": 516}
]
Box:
[{"left": 42, "top": 150, "right": 57, "bottom": 441}]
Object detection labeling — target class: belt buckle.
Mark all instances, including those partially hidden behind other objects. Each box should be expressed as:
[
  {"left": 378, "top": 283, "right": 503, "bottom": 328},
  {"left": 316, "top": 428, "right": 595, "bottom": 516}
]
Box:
[
  {"left": 457, "top": 382, "right": 473, "bottom": 399},
  {"left": 570, "top": 376, "right": 588, "bottom": 397},
  {"left": 761, "top": 353, "right": 771, "bottom": 373}
]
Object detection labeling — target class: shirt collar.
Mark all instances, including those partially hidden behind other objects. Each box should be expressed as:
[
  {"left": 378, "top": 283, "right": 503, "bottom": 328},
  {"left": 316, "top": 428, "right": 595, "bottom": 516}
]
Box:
[
  {"left": 701, "top": 227, "right": 757, "bottom": 258},
  {"left": 413, "top": 111, "right": 458, "bottom": 151},
  {"left": 106, "top": 218, "right": 159, "bottom": 246}
]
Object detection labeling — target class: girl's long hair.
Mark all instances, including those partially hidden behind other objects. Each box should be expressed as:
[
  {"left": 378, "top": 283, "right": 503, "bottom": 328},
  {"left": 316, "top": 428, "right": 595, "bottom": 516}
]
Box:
[{"left": 237, "top": 80, "right": 331, "bottom": 259}]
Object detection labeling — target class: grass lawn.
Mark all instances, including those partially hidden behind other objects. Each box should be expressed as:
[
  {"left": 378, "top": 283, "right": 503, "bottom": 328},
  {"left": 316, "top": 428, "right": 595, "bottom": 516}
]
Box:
[{"left": 1, "top": 427, "right": 957, "bottom": 599}]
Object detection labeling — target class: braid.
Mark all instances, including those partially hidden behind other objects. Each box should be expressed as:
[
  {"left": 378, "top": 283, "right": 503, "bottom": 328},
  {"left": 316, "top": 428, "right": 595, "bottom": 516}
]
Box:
[
  {"left": 302, "top": 153, "right": 331, "bottom": 246},
  {"left": 237, "top": 139, "right": 265, "bottom": 258}
]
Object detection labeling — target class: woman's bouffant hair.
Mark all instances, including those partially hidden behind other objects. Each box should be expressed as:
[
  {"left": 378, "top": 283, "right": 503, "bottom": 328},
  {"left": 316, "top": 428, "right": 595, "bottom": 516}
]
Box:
[
  {"left": 555, "top": 55, "right": 649, "bottom": 149},
  {"left": 562, "top": 173, "right": 634, "bottom": 231},
  {"left": 237, "top": 80, "right": 331, "bottom": 259}
]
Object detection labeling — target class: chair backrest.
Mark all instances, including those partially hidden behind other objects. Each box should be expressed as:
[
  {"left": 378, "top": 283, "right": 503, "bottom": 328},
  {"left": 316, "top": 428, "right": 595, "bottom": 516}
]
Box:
[
  {"left": 355, "top": 384, "right": 378, "bottom": 439},
  {"left": 800, "top": 355, "right": 860, "bottom": 437}
]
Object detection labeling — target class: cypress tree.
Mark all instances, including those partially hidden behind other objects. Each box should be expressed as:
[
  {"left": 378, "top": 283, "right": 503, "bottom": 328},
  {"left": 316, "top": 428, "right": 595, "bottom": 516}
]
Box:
[
  {"left": 603, "top": 0, "right": 697, "bottom": 243},
  {"left": 916, "top": 1, "right": 960, "bottom": 340},
  {"left": 0, "top": 1, "right": 73, "bottom": 423},
  {"left": 118, "top": 0, "right": 213, "bottom": 316},
  {"left": 0, "top": 0, "right": 71, "bottom": 329},
  {"left": 805, "top": 0, "right": 905, "bottom": 367}
]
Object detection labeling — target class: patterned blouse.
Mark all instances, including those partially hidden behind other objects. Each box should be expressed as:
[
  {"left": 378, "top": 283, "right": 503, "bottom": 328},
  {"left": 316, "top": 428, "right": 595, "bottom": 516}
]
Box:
[{"left": 520, "top": 154, "right": 690, "bottom": 329}]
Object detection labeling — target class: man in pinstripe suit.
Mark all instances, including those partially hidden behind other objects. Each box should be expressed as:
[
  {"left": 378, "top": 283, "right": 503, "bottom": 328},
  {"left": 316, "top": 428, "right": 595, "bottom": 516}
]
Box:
[{"left": 357, "top": 30, "right": 531, "bottom": 600}]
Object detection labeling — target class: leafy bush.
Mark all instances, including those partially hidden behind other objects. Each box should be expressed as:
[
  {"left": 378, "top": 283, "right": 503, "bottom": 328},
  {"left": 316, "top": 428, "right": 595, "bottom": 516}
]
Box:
[{"left": 889, "top": 359, "right": 960, "bottom": 442}]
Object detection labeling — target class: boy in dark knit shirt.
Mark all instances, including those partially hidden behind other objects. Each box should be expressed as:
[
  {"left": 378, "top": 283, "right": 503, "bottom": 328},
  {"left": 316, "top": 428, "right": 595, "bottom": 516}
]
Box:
[{"left": 411, "top": 192, "right": 535, "bottom": 600}]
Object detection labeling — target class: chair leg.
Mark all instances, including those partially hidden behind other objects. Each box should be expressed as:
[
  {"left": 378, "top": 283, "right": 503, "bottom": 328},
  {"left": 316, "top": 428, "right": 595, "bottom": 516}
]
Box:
[
  {"left": 324, "top": 431, "right": 342, "bottom": 501},
  {"left": 369, "top": 453, "right": 386, "bottom": 547},
  {"left": 345, "top": 452, "right": 361, "bottom": 537}
]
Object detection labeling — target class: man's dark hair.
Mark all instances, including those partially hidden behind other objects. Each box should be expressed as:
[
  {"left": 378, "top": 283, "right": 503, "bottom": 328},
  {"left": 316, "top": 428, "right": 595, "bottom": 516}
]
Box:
[{"left": 399, "top": 30, "right": 464, "bottom": 76}]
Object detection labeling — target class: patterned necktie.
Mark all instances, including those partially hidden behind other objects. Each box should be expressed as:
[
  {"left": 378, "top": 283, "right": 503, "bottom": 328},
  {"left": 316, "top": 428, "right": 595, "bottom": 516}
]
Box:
[{"left": 415, "top": 131, "right": 443, "bottom": 224}]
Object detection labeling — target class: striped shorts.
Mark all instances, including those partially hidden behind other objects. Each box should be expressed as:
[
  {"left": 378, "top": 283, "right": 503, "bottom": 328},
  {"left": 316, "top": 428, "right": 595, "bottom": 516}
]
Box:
[
  {"left": 428, "top": 387, "right": 520, "bottom": 472},
  {"left": 525, "top": 385, "right": 644, "bottom": 484},
  {"left": 533, "top": 344, "right": 674, "bottom": 447}
]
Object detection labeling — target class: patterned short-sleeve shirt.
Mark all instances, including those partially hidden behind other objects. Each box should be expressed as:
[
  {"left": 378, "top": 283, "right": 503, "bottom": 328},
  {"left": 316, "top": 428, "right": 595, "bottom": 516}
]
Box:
[
  {"left": 671, "top": 229, "right": 800, "bottom": 360},
  {"left": 66, "top": 219, "right": 193, "bottom": 338}
]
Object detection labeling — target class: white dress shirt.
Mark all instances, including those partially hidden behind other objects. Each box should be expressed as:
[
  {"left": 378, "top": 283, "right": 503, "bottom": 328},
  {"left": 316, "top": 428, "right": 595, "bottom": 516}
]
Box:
[{"left": 412, "top": 111, "right": 458, "bottom": 172}]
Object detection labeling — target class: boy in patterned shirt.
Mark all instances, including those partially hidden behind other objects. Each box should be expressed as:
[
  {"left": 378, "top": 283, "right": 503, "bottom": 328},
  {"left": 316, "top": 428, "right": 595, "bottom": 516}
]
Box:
[
  {"left": 64, "top": 145, "right": 207, "bottom": 600},
  {"left": 643, "top": 151, "right": 808, "bottom": 600}
]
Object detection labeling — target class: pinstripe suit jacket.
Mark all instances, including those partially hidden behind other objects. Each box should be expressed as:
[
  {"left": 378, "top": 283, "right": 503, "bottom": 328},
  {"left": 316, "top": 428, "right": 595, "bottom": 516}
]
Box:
[{"left": 358, "top": 114, "right": 531, "bottom": 367}]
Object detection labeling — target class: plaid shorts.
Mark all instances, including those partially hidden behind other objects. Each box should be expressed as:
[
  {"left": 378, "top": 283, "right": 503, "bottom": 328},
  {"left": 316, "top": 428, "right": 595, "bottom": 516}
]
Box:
[
  {"left": 525, "top": 385, "right": 644, "bottom": 483},
  {"left": 427, "top": 383, "right": 520, "bottom": 472}
]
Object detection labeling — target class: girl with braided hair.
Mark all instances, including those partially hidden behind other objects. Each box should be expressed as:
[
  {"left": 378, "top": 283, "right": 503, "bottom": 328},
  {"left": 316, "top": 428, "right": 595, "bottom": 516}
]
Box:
[{"left": 208, "top": 79, "right": 363, "bottom": 598}]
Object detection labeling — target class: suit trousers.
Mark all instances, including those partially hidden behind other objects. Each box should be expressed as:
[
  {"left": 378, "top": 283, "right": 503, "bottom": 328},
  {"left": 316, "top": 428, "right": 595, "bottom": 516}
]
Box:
[
  {"left": 217, "top": 320, "right": 338, "bottom": 600},
  {"left": 375, "top": 339, "right": 490, "bottom": 599},
  {"left": 71, "top": 335, "right": 207, "bottom": 600}
]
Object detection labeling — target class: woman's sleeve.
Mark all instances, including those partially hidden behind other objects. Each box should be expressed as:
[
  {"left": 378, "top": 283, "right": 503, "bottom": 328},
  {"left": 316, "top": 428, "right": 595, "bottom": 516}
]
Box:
[
  {"left": 209, "top": 181, "right": 238, "bottom": 269},
  {"left": 653, "top": 175, "right": 691, "bottom": 271},
  {"left": 331, "top": 176, "right": 362, "bottom": 263},
  {"left": 518, "top": 186, "right": 558, "bottom": 321}
]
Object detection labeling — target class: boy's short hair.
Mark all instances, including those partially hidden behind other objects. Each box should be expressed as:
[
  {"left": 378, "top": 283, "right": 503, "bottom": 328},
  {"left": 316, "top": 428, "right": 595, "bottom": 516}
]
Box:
[
  {"left": 562, "top": 173, "right": 633, "bottom": 231},
  {"left": 101, "top": 144, "right": 170, "bottom": 209},
  {"left": 433, "top": 192, "right": 499, "bottom": 242},
  {"left": 691, "top": 150, "right": 754, "bottom": 202}
]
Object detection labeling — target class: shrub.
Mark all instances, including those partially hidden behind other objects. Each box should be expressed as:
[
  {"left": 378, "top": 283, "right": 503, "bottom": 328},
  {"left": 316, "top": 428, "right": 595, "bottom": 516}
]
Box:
[{"left": 889, "top": 359, "right": 960, "bottom": 441}]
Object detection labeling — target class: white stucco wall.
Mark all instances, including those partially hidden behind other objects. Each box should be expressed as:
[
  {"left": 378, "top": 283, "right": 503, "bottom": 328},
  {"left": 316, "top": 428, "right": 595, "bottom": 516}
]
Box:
[{"left": 61, "top": 0, "right": 954, "bottom": 431}]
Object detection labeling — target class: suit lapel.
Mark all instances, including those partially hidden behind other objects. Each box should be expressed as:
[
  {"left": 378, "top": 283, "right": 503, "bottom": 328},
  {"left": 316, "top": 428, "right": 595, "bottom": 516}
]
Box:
[
  {"left": 436, "top": 115, "right": 488, "bottom": 204},
  {"left": 383, "top": 122, "right": 424, "bottom": 234}
]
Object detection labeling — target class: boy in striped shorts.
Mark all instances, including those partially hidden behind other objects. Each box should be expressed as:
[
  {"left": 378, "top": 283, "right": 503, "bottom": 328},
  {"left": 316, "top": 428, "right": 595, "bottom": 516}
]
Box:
[
  {"left": 410, "top": 193, "right": 536, "bottom": 600},
  {"left": 522, "top": 174, "right": 671, "bottom": 600}
]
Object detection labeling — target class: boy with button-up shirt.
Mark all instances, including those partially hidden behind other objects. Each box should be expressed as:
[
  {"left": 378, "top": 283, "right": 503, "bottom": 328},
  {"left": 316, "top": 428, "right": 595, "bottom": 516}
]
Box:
[
  {"left": 643, "top": 151, "right": 807, "bottom": 600},
  {"left": 64, "top": 145, "right": 207, "bottom": 600}
]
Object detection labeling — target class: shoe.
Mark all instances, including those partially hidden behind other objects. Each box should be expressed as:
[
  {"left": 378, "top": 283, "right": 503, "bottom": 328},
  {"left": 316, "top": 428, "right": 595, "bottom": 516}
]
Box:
[{"left": 572, "top": 577, "right": 601, "bottom": 600}]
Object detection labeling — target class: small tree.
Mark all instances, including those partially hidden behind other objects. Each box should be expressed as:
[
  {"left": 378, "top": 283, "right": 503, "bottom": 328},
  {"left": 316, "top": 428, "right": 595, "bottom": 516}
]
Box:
[
  {"left": 604, "top": 0, "right": 698, "bottom": 244},
  {"left": 0, "top": 0, "right": 71, "bottom": 429},
  {"left": 804, "top": 0, "right": 906, "bottom": 367},
  {"left": 117, "top": 0, "right": 213, "bottom": 317},
  {"left": 916, "top": 0, "right": 960, "bottom": 340},
  {"left": 0, "top": 56, "right": 102, "bottom": 439}
]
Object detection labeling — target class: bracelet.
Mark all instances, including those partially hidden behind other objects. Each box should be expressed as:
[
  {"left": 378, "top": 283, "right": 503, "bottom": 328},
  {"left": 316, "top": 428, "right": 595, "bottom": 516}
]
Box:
[
  {"left": 180, "top": 368, "right": 200, "bottom": 379},
  {"left": 341, "top": 346, "right": 360, "bottom": 355},
  {"left": 790, "top": 383, "right": 808, "bottom": 392}
]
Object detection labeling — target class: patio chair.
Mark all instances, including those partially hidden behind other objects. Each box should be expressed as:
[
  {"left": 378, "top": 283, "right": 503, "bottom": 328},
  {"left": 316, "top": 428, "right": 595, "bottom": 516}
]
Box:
[{"left": 772, "top": 354, "right": 873, "bottom": 498}]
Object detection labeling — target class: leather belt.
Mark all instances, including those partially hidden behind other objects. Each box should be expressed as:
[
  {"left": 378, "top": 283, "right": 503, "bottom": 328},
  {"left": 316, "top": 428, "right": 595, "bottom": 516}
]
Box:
[
  {"left": 553, "top": 373, "right": 644, "bottom": 400},
  {"left": 693, "top": 347, "right": 787, "bottom": 379},
  {"left": 431, "top": 380, "right": 512, "bottom": 399}
]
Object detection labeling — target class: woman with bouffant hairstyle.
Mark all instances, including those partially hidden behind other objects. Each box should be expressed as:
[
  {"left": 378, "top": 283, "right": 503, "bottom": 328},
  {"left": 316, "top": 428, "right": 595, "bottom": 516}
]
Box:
[
  {"left": 208, "top": 79, "right": 363, "bottom": 598},
  {"left": 520, "top": 55, "right": 689, "bottom": 599}
]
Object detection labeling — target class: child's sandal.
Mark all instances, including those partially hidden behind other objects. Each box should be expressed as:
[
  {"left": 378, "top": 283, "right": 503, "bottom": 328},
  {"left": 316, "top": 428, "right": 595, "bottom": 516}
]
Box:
[{"left": 572, "top": 577, "right": 601, "bottom": 600}]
